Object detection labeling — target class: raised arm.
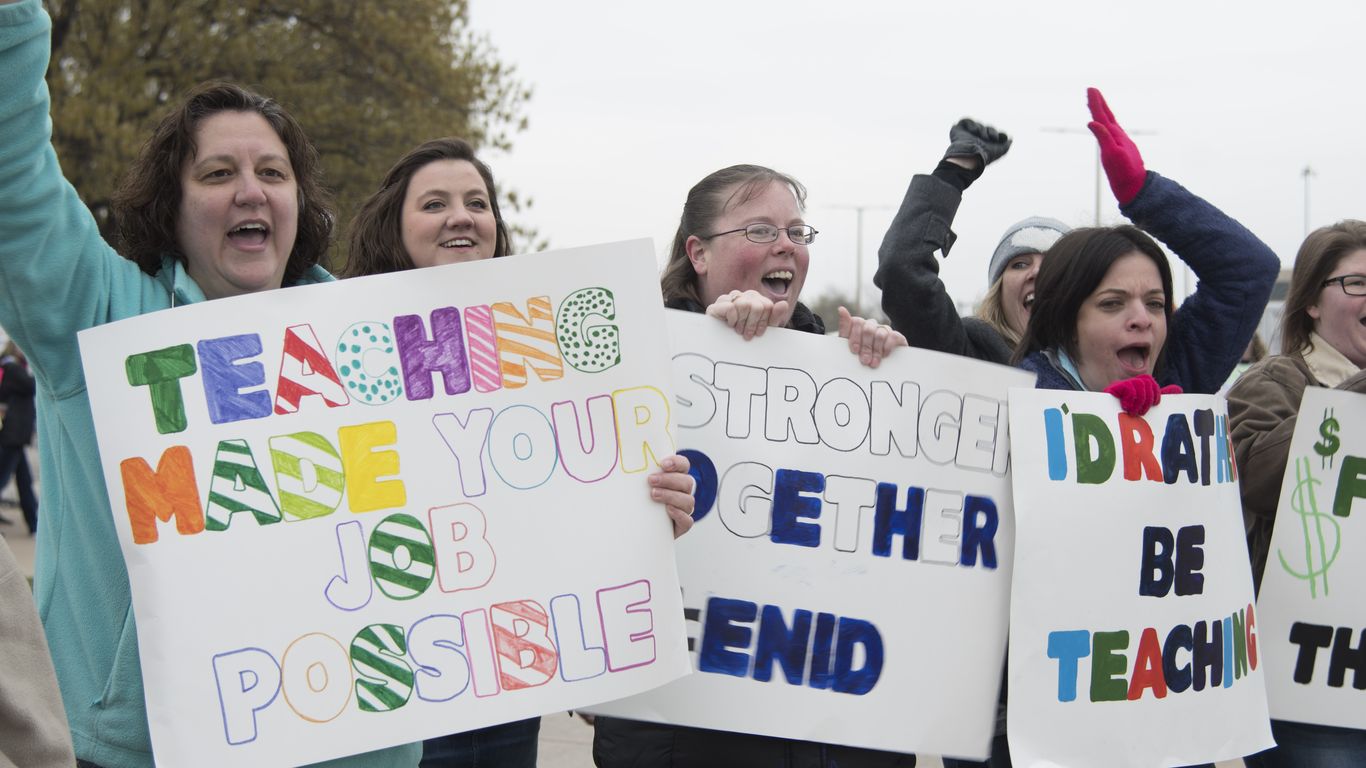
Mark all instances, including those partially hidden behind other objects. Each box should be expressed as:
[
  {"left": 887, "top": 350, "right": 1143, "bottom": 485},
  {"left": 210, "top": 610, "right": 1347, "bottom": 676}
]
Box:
[
  {"left": 874, "top": 118, "right": 1014, "bottom": 362},
  {"left": 1089, "top": 87, "right": 1280, "bottom": 394},
  {"left": 0, "top": 0, "right": 154, "bottom": 395}
]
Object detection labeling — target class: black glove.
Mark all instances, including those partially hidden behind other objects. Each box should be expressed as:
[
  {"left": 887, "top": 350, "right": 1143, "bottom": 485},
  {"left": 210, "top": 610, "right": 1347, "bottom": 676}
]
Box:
[{"left": 943, "top": 118, "right": 1011, "bottom": 168}]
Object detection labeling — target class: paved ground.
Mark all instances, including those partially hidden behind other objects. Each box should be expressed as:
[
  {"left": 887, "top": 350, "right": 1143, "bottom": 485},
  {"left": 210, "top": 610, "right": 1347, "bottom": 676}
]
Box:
[
  {"left": 0, "top": 508, "right": 1243, "bottom": 768},
  {"left": 533, "top": 716, "right": 1246, "bottom": 768},
  {"left": 538, "top": 712, "right": 595, "bottom": 768}
]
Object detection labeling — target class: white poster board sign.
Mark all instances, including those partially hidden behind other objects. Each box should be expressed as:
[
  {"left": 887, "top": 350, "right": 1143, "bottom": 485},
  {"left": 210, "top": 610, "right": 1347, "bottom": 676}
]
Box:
[
  {"left": 1256, "top": 386, "right": 1366, "bottom": 728},
  {"left": 1007, "top": 389, "right": 1273, "bottom": 767},
  {"left": 591, "top": 311, "right": 1030, "bottom": 759},
  {"left": 77, "top": 240, "right": 690, "bottom": 767}
]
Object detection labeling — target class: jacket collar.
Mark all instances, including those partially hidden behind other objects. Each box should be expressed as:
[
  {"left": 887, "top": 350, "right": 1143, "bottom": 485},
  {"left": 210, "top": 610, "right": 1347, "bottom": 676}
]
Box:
[
  {"left": 155, "top": 255, "right": 334, "bottom": 307},
  {"left": 1042, "top": 348, "right": 1087, "bottom": 390},
  {"left": 1304, "top": 331, "right": 1361, "bottom": 388}
]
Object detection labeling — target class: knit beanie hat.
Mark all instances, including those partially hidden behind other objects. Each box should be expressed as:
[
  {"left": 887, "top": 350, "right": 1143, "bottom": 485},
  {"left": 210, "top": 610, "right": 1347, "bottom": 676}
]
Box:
[{"left": 987, "top": 217, "right": 1071, "bottom": 287}]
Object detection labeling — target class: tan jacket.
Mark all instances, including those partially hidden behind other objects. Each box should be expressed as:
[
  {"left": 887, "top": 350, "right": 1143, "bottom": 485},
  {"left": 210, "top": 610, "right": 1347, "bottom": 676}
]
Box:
[
  {"left": 1227, "top": 354, "right": 1366, "bottom": 589},
  {"left": 0, "top": 537, "right": 74, "bottom": 768}
]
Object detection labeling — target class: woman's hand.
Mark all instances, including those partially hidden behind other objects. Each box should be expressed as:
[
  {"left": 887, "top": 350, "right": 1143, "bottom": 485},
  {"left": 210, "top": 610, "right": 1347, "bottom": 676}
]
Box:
[
  {"left": 648, "top": 453, "right": 695, "bottom": 538},
  {"left": 1104, "top": 374, "right": 1181, "bottom": 416},
  {"left": 943, "top": 118, "right": 1012, "bottom": 172},
  {"left": 1086, "top": 87, "right": 1146, "bottom": 206},
  {"left": 838, "top": 307, "right": 907, "bottom": 369},
  {"left": 705, "top": 290, "right": 788, "bottom": 340}
]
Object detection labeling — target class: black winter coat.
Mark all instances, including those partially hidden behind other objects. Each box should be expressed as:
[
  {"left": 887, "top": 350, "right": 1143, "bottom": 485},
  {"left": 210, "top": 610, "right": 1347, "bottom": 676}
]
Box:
[{"left": 874, "top": 174, "right": 1014, "bottom": 365}]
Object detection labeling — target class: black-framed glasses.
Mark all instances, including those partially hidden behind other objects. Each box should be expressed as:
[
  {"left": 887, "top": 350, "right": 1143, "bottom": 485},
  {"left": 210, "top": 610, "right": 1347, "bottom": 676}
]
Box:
[
  {"left": 1322, "top": 274, "right": 1366, "bottom": 296},
  {"left": 701, "top": 223, "right": 818, "bottom": 245}
]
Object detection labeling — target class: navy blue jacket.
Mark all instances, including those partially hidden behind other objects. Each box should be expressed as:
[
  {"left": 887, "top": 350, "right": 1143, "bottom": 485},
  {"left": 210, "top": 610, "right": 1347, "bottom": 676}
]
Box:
[{"left": 1020, "top": 171, "right": 1279, "bottom": 394}]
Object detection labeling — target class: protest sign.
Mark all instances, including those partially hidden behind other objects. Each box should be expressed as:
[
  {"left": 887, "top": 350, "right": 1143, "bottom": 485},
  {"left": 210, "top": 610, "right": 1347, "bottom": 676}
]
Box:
[
  {"left": 590, "top": 311, "right": 1030, "bottom": 759},
  {"left": 1007, "top": 389, "right": 1273, "bottom": 767},
  {"left": 1256, "top": 386, "right": 1366, "bottom": 729},
  {"left": 77, "top": 240, "right": 690, "bottom": 767}
]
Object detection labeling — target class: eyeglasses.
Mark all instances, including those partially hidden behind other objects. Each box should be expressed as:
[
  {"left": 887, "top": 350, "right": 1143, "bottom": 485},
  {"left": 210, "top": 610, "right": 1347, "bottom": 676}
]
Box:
[
  {"left": 701, "top": 223, "right": 818, "bottom": 245},
  {"left": 1322, "top": 274, "right": 1366, "bottom": 296}
]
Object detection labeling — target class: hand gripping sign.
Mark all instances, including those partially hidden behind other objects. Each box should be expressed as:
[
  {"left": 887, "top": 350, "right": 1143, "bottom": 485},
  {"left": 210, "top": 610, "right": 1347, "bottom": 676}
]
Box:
[{"left": 591, "top": 312, "right": 1032, "bottom": 760}]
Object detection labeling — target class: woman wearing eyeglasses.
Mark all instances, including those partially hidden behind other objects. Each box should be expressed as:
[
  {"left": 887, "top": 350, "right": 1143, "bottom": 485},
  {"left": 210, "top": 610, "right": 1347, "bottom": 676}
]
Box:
[
  {"left": 1228, "top": 221, "right": 1366, "bottom": 768},
  {"left": 658, "top": 163, "right": 907, "bottom": 364},
  {"left": 593, "top": 164, "right": 914, "bottom": 767}
]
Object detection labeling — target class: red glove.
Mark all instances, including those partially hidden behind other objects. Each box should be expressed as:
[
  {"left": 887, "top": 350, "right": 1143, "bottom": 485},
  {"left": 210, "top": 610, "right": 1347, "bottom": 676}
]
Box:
[
  {"left": 1104, "top": 374, "right": 1182, "bottom": 416},
  {"left": 1086, "top": 87, "right": 1146, "bottom": 206}
]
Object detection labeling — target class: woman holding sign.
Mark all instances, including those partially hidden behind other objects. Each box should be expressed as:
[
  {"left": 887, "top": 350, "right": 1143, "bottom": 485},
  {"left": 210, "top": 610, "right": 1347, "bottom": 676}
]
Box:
[
  {"left": 998, "top": 88, "right": 1278, "bottom": 768},
  {"left": 592, "top": 164, "right": 916, "bottom": 767},
  {"left": 1228, "top": 221, "right": 1366, "bottom": 767},
  {"left": 0, "top": 1, "right": 418, "bottom": 765},
  {"left": 1013, "top": 88, "right": 1279, "bottom": 410},
  {"left": 343, "top": 136, "right": 698, "bottom": 767},
  {"left": 658, "top": 163, "right": 908, "bottom": 366}
]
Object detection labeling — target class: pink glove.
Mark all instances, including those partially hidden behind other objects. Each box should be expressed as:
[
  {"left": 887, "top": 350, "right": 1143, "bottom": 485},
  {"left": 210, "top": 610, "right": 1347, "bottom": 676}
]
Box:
[
  {"left": 1086, "top": 87, "right": 1146, "bottom": 206},
  {"left": 1104, "top": 374, "right": 1182, "bottom": 416}
]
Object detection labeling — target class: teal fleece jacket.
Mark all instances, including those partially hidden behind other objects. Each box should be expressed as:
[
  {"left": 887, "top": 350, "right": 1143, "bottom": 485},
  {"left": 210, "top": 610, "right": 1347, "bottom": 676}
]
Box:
[{"left": 0, "top": 2, "right": 419, "bottom": 765}]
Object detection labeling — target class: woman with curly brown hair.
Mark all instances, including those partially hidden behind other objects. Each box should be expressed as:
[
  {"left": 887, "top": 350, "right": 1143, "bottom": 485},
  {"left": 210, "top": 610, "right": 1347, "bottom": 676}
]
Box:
[{"left": 0, "top": 1, "right": 418, "bottom": 765}]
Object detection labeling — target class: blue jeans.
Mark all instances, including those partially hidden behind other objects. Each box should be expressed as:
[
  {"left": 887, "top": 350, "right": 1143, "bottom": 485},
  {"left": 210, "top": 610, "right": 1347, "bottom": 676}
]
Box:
[
  {"left": 1244, "top": 720, "right": 1366, "bottom": 768},
  {"left": 420, "top": 717, "right": 540, "bottom": 767},
  {"left": 0, "top": 443, "right": 36, "bottom": 533}
]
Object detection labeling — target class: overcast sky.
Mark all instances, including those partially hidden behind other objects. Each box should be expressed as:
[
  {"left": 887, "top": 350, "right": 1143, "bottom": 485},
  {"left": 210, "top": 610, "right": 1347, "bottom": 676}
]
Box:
[{"left": 469, "top": 0, "right": 1363, "bottom": 313}]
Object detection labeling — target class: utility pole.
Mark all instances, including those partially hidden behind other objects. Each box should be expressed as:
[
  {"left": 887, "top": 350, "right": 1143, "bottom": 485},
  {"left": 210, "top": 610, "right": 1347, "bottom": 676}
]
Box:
[
  {"left": 1042, "top": 126, "right": 1155, "bottom": 226},
  {"left": 830, "top": 204, "right": 890, "bottom": 316},
  {"left": 1302, "top": 166, "right": 1316, "bottom": 237}
]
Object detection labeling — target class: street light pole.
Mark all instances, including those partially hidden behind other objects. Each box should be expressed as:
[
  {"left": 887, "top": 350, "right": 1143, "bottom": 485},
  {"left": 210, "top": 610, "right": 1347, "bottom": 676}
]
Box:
[
  {"left": 831, "top": 203, "right": 890, "bottom": 315},
  {"left": 1302, "top": 166, "right": 1315, "bottom": 237},
  {"left": 1042, "top": 126, "right": 1155, "bottom": 226}
]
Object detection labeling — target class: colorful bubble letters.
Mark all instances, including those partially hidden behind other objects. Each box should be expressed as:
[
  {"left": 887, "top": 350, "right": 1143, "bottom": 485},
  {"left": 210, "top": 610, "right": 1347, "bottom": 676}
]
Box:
[
  {"left": 1007, "top": 390, "right": 1272, "bottom": 768},
  {"left": 77, "top": 240, "right": 690, "bottom": 768}
]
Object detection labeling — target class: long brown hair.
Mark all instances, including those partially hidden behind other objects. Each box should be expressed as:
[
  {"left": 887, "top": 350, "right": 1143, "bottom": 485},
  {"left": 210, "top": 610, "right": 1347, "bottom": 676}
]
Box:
[
  {"left": 112, "top": 81, "right": 334, "bottom": 286},
  {"left": 660, "top": 164, "right": 806, "bottom": 307},
  {"left": 342, "top": 138, "right": 509, "bottom": 277},
  {"left": 1281, "top": 220, "right": 1366, "bottom": 356},
  {"left": 1013, "top": 225, "right": 1175, "bottom": 375}
]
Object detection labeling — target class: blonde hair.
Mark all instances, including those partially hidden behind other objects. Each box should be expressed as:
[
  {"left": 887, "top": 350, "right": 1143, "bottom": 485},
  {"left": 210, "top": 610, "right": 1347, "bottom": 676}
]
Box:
[{"left": 974, "top": 279, "right": 1021, "bottom": 347}]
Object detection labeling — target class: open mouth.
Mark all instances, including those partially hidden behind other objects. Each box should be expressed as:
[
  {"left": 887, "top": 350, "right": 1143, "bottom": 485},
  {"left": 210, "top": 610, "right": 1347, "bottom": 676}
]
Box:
[
  {"left": 1117, "top": 343, "right": 1151, "bottom": 374},
  {"left": 1023, "top": 291, "right": 1035, "bottom": 311},
  {"left": 761, "top": 269, "right": 794, "bottom": 296},
  {"left": 227, "top": 222, "right": 269, "bottom": 247},
  {"left": 440, "top": 238, "right": 475, "bottom": 249}
]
